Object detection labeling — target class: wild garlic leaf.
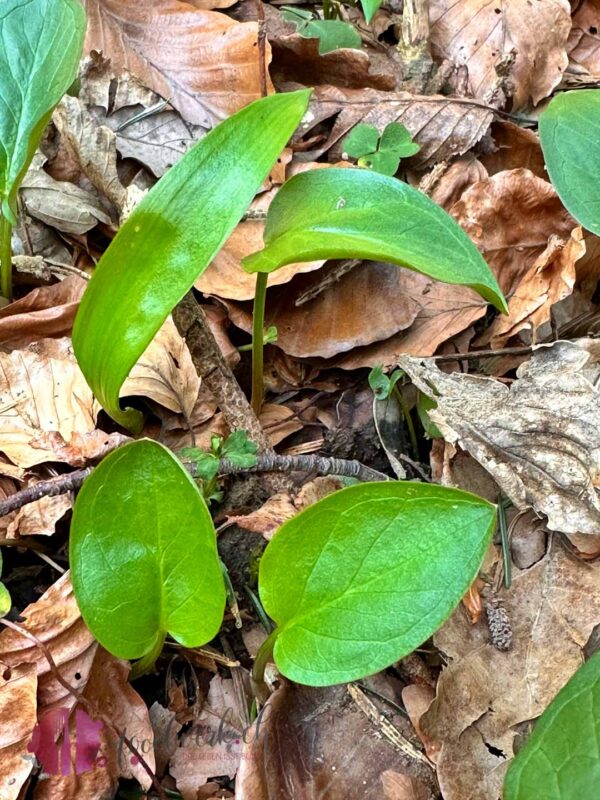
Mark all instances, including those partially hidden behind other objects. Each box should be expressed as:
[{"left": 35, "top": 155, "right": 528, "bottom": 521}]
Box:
[
  {"left": 0, "top": 0, "right": 85, "bottom": 222},
  {"left": 259, "top": 481, "right": 496, "bottom": 685},
  {"left": 539, "top": 89, "right": 600, "bottom": 236},
  {"left": 70, "top": 439, "right": 225, "bottom": 661},
  {"left": 243, "top": 168, "right": 507, "bottom": 312},
  {"left": 72, "top": 90, "right": 310, "bottom": 431},
  {"left": 360, "top": 0, "right": 383, "bottom": 23},
  {"left": 504, "top": 651, "right": 600, "bottom": 799}
]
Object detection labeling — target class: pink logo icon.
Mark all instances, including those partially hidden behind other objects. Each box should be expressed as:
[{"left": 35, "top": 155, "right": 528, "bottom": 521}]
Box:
[{"left": 28, "top": 708, "right": 103, "bottom": 776}]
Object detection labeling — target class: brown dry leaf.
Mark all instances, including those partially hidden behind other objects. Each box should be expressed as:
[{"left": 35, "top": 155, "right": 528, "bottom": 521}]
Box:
[
  {"left": 7, "top": 484, "right": 71, "bottom": 538},
  {"left": 260, "top": 403, "right": 303, "bottom": 446},
  {"left": 450, "top": 168, "right": 576, "bottom": 297},
  {"left": 478, "top": 226, "right": 584, "bottom": 347},
  {"left": 124, "top": 317, "right": 200, "bottom": 419},
  {"left": 304, "top": 85, "right": 493, "bottom": 167},
  {"left": 236, "top": 677, "right": 435, "bottom": 800},
  {"left": 0, "top": 276, "right": 86, "bottom": 349},
  {"left": 399, "top": 340, "right": 600, "bottom": 534},
  {"left": 0, "top": 663, "right": 37, "bottom": 800},
  {"left": 169, "top": 675, "right": 245, "bottom": 799},
  {"left": 479, "top": 121, "right": 546, "bottom": 180},
  {"left": 0, "top": 574, "right": 97, "bottom": 714},
  {"left": 428, "top": 156, "right": 489, "bottom": 210},
  {"left": 21, "top": 154, "right": 112, "bottom": 236},
  {"left": 84, "top": 0, "right": 273, "bottom": 127},
  {"left": 568, "top": 0, "right": 600, "bottom": 74},
  {"left": 421, "top": 538, "right": 600, "bottom": 800},
  {"left": 429, "top": 0, "right": 571, "bottom": 108},
  {"left": 382, "top": 771, "right": 431, "bottom": 800},
  {"left": 203, "top": 305, "right": 239, "bottom": 370},
  {"left": 149, "top": 702, "right": 182, "bottom": 776}
]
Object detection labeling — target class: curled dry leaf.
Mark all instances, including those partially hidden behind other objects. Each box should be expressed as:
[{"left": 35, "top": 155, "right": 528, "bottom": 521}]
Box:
[
  {"left": 399, "top": 340, "right": 600, "bottom": 534},
  {"left": 429, "top": 0, "right": 571, "bottom": 108},
  {"left": 236, "top": 677, "right": 435, "bottom": 800},
  {"left": 479, "top": 121, "right": 546, "bottom": 180},
  {"left": 0, "top": 574, "right": 97, "bottom": 714},
  {"left": 478, "top": 226, "right": 584, "bottom": 347},
  {"left": 421, "top": 538, "right": 600, "bottom": 800},
  {"left": 259, "top": 403, "right": 303, "bottom": 447},
  {"left": 0, "top": 663, "right": 37, "bottom": 800},
  {"left": 428, "top": 155, "right": 489, "bottom": 210},
  {"left": 84, "top": 0, "right": 273, "bottom": 127},
  {"left": 304, "top": 85, "right": 493, "bottom": 167},
  {"left": 568, "top": 0, "right": 600, "bottom": 74},
  {"left": 6, "top": 482, "right": 71, "bottom": 538}
]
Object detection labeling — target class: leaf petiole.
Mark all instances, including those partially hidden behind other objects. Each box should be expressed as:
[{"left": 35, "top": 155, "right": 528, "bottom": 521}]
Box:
[
  {"left": 251, "top": 271, "right": 269, "bottom": 414},
  {"left": 0, "top": 214, "right": 12, "bottom": 300},
  {"left": 130, "top": 632, "right": 166, "bottom": 680}
]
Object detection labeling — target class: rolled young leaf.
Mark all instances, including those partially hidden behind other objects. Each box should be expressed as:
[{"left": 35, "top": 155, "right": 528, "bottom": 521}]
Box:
[
  {"left": 242, "top": 167, "right": 507, "bottom": 312},
  {"left": 70, "top": 439, "right": 225, "bottom": 662},
  {"left": 504, "top": 651, "right": 600, "bottom": 799},
  {"left": 258, "top": 481, "right": 496, "bottom": 686},
  {"left": 73, "top": 89, "right": 311, "bottom": 431},
  {"left": 539, "top": 89, "right": 600, "bottom": 236},
  {"left": 0, "top": 0, "right": 86, "bottom": 222}
]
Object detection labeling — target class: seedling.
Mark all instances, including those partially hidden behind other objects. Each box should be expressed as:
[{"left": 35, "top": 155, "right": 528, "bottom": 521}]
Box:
[
  {"left": 343, "top": 122, "right": 420, "bottom": 176},
  {"left": 504, "top": 651, "right": 600, "bottom": 799},
  {"left": 281, "top": 6, "right": 360, "bottom": 54},
  {"left": 0, "top": 0, "right": 85, "bottom": 299},
  {"left": 180, "top": 430, "right": 258, "bottom": 504}
]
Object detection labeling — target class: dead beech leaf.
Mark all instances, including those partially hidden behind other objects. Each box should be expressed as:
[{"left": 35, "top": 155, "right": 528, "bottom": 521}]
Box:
[
  {"left": 0, "top": 663, "right": 37, "bottom": 800},
  {"left": 399, "top": 340, "right": 600, "bottom": 534},
  {"left": 0, "top": 276, "right": 86, "bottom": 349},
  {"left": 203, "top": 305, "right": 239, "bottom": 370},
  {"left": 305, "top": 85, "right": 493, "bottom": 167},
  {"left": 7, "top": 483, "right": 71, "bottom": 538},
  {"left": 21, "top": 154, "right": 112, "bottom": 236},
  {"left": 84, "top": 0, "right": 273, "bottom": 127},
  {"left": 421, "top": 538, "right": 600, "bottom": 800},
  {"left": 382, "top": 770, "right": 431, "bottom": 800},
  {"left": 260, "top": 403, "right": 303, "bottom": 446},
  {"left": 479, "top": 121, "right": 546, "bottom": 180},
  {"left": 478, "top": 227, "right": 584, "bottom": 347},
  {"left": 236, "top": 677, "right": 435, "bottom": 800},
  {"left": 150, "top": 702, "right": 182, "bottom": 776},
  {"left": 0, "top": 574, "right": 97, "bottom": 714},
  {"left": 428, "top": 156, "right": 489, "bottom": 210},
  {"left": 429, "top": 0, "right": 571, "bottom": 108},
  {"left": 124, "top": 317, "right": 200, "bottom": 419},
  {"left": 169, "top": 675, "right": 245, "bottom": 799},
  {"left": 568, "top": 0, "right": 600, "bottom": 74},
  {"left": 450, "top": 169, "right": 576, "bottom": 297}
]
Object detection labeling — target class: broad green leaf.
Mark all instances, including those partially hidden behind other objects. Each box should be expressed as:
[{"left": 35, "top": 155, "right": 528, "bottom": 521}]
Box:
[
  {"left": 379, "top": 122, "right": 420, "bottom": 158},
  {"left": 243, "top": 168, "right": 507, "bottom": 312},
  {"left": 359, "top": 150, "right": 401, "bottom": 176},
  {"left": 258, "top": 481, "right": 496, "bottom": 686},
  {"left": 72, "top": 90, "right": 310, "bottom": 431},
  {"left": 504, "top": 651, "right": 600, "bottom": 799},
  {"left": 539, "top": 90, "right": 600, "bottom": 236},
  {"left": 360, "top": 0, "right": 383, "bottom": 23},
  {"left": 0, "top": 0, "right": 85, "bottom": 222},
  {"left": 0, "top": 551, "right": 9, "bottom": 617},
  {"left": 70, "top": 439, "right": 226, "bottom": 661},
  {"left": 343, "top": 123, "right": 380, "bottom": 158}
]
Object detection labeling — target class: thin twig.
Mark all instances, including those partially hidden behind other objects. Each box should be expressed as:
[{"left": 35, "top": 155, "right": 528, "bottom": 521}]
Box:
[
  {"left": 0, "top": 454, "right": 389, "bottom": 519},
  {"left": 0, "top": 618, "right": 165, "bottom": 800},
  {"left": 431, "top": 345, "right": 535, "bottom": 363}
]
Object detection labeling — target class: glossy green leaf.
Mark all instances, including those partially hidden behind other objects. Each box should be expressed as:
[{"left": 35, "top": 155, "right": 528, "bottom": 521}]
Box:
[
  {"left": 0, "top": 0, "right": 85, "bottom": 223},
  {"left": 72, "top": 90, "right": 310, "bottom": 431},
  {"left": 258, "top": 481, "right": 496, "bottom": 686},
  {"left": 243, "top": 168, "right": 507, "bottom": 312},
  {"left": 70, "top": 439, "right": 226, "bottom": 661},
  {"left": 504, "top": 651, "right": 600, "bottom": 799},
  {"left": 539, "top": 89, "right": 600, "bottom": 236},
  {"left": 360, "top": 0, "right": 383, "bottom": 23}
]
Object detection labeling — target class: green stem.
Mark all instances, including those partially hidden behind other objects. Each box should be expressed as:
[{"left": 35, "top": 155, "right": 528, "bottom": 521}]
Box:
[
  {"left": 251, "top": 272, "right": 269, "bottom": 416},
  {"left": 0, "top": 214, "right": 13, "bottom": 301},
  {"left": 393, "top": 386, "right": 419, "bottom": 460},
  {"left": 130, "top": 633, "right": 166, "bottom": 680},
  {"left": 252, "top": 626, "right": 279, "bottom": 703}
]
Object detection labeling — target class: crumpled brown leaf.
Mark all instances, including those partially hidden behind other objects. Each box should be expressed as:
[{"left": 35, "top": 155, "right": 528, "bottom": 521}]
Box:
[
  {"left": 84, "top": 0, "right": 273, "bottom": 127},
  {"left": 6, "top": 482, "right": 71, "bottom": 538},
  {"left": 399, "top": 340, "right": 600, "bottom": 534},
  {"left": 0, "top": 663, "right": 37, "bottom": 800},
  {"left": 479, "top": 121, "right": 546, "bottom": 180},
  {"left": 478, "top": 226, "right": 584, "bottom": 347},
  {"left": 429, "top": 0, "right": 571, "bottom": 108},
  {"left": 568, "top": 0, "right": 600, "bottom": 75},
  {"left": 303, "top": 85, "right": 493, "bottom": 167},
  {"left": 421, "top": 537, "right": 600, "bottom": 800}
]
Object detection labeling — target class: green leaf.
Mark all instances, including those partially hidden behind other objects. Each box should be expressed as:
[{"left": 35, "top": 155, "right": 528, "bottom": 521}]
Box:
[
  {"left": 539, "top": 90, "right": 600, "bottom": 236},
  {"left": 417, "top": 393, "right": 443, "bottom": 438},
  {"left": 359, "top": 150, "right": 401, "bottom": 176},
  {"left": 70, "top": 439, "right": 226, "bottom": 661},
  {"left": 243, "top": 168, "right": 507, "bottom": 312},
  {"left": 343, "top": 123, "right": 380, "bottom": 158},
  {"left": 304, "top": 19, "right": 361, "bottom": 54},
  {"left": 379, "top": 122, "right": 421, "bottom": 158},
  {"left": 179, "top": 447, "right": 220, "bottom": 482},
  {"left": 504, "top": 651, "right": 600, "bottom": 799},
  {"left": 0, "top": 0, "right": 86, "bottom": 223},
  {"left": 0, "top": 583, "right": 10, "bottom": 618},
  {"left": 221, "top": 431, "right": 258, "bottom": 469},
  {"left": 72, "top": 90, "right": 311, "bottom": 431},
  {"left": 360, "top": 0, "right": 383, "bottom": 23},
  {"left": 258, "top": 481, "right": 496, "bottom": 685}
]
